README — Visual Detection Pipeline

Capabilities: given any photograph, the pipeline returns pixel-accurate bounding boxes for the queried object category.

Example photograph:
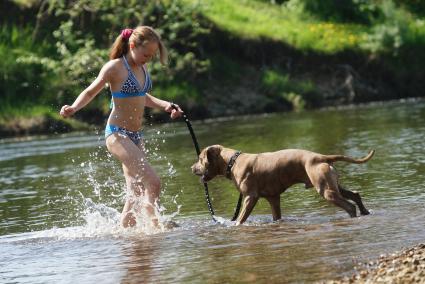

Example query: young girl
[60,26,183,228]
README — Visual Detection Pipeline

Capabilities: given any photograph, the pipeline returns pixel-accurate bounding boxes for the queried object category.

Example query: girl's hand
[166,102,183,119]
[60,105,76,118]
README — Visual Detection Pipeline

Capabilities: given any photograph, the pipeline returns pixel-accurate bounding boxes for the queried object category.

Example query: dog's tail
[322,150,375,164]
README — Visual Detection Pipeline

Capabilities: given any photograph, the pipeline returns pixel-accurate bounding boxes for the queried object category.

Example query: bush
[1,0,212,119]
[0,25,52,107]
[291,0,373,23]
[361,0,411,55]
[260,68,317,110]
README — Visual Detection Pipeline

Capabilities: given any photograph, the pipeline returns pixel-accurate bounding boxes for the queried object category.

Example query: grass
[0,105,53,122]
[0,103,89,134]
[2,0,425,134]
[185,0,370,54]
[185,0,425,55]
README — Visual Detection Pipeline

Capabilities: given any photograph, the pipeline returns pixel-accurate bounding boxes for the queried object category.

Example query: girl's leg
[121,163,161,227]
[106,134,161,227]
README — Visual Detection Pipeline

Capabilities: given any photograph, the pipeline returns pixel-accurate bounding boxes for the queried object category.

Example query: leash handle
[170,104,200,153]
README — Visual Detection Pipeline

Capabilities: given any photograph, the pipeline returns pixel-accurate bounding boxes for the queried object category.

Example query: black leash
[170,104,216,222]
[171,104,243,222]
[231,194,243,221]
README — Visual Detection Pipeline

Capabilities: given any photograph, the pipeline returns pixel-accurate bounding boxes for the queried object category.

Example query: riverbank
[1,1,425,138]
[1,97,423,138]
[326,243,425,283]
[0,111,91,138]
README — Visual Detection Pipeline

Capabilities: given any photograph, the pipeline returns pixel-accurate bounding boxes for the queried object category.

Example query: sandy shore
[325,243,425,283]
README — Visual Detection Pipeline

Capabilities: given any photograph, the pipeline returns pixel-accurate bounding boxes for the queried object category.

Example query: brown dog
[191,145,375,225]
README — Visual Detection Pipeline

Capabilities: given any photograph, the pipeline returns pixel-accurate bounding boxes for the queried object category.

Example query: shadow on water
[1,99,425,283]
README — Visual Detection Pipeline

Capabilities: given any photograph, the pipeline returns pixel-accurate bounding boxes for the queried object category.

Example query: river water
[1,100,424,283]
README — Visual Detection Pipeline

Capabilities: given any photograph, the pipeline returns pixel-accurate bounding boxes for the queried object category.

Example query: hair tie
[121,28,133,40]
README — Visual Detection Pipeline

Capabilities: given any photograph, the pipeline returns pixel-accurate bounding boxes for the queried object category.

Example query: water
[1,99,425,283]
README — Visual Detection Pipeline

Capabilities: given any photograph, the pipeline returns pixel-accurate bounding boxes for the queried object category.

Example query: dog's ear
[206,145,222,161]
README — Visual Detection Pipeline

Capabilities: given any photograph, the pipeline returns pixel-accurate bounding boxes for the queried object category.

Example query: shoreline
[1,97,424,139]
[326,243,425,283]
[0,114,91,139]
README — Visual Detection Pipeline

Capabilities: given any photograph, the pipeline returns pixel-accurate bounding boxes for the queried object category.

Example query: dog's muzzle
[191,164,211,182]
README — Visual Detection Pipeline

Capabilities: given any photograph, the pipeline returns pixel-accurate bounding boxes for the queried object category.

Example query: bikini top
[111,56,152,98]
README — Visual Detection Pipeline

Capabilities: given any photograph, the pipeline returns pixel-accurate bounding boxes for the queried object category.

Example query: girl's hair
[109,26,168,65]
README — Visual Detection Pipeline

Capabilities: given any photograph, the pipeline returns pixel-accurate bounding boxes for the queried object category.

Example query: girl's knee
[105,135,118,153]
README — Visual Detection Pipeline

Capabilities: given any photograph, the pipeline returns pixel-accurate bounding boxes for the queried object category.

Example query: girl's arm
[60,63,111,118]
[145,93,169,109]
[145,93,183,119]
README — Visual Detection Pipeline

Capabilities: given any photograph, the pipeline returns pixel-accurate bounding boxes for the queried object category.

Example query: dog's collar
[226,151,241,179]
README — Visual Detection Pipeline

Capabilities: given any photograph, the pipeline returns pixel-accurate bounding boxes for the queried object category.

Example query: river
[1,99,424,283]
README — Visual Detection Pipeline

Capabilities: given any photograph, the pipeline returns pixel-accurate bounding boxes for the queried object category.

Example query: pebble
[323,243,425,284]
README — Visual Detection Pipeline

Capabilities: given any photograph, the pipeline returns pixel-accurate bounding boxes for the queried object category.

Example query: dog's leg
[323,189,357,217]
[309,163,357,217]
[235,195,259,225]
[266,196,281,221]
[339,187,370,215]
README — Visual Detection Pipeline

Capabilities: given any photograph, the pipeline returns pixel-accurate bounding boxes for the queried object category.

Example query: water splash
[213,215,235,226]
[67,130,183,236]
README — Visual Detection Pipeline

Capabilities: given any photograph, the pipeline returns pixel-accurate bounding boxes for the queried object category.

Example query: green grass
[0,103,89,133]
[0,105,52,122]
[185,0,369,53]
[185,0,425,55]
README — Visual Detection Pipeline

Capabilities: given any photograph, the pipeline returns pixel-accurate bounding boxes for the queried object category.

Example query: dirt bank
[326,243,425,283]
[0,115,90,138]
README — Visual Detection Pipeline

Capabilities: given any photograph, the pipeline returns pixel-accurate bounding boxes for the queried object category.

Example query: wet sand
[326,243,425,283]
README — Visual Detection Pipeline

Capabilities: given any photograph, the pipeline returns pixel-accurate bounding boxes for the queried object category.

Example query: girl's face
[130,41,158,65]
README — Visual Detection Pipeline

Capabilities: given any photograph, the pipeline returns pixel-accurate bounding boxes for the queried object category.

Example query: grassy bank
[1,0,425,137]
[186,0,369,53]
[0,104,90,137]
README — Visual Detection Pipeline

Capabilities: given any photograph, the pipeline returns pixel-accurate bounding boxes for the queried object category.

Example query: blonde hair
[109,26,168,65]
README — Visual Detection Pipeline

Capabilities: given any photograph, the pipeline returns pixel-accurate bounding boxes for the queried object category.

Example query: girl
[60,26,183,228]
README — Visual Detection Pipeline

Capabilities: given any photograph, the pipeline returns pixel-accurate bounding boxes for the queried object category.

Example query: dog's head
[191,145,224,182]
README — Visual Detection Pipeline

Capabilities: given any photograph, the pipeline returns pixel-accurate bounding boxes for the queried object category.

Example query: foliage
[398,0,425,16]
[289,0,425,56]
[0,25,52,107]
[1,0,212,118]
[1,0,425,132]
[360,0,414,55]
[260,68,317,110]
[190,0,370,53]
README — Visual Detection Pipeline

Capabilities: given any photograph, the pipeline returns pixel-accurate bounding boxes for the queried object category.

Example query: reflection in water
[1,100,425,283]
[120,237,158,284]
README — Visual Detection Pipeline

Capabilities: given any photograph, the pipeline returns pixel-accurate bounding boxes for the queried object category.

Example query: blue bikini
[111,56,152,98]
[105,56,152,145]
[105,124,143,145]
